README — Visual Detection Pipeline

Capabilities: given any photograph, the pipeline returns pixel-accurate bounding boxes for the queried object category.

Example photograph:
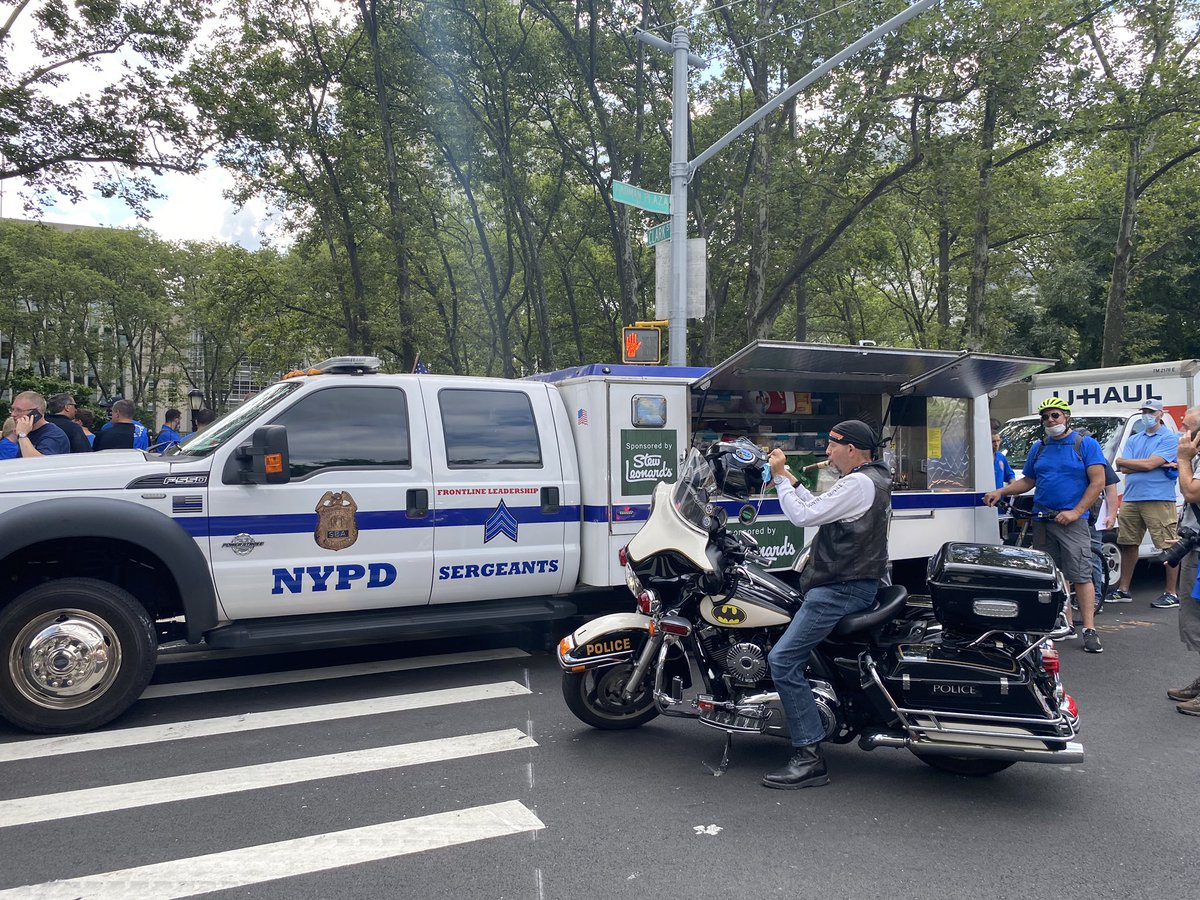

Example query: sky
[0,167,279,250]
[2,0,282,250]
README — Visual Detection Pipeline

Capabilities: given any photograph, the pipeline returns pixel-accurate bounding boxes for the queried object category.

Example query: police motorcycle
[557,438,1084,776]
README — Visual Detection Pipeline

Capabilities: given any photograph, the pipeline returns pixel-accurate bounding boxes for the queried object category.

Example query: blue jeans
[768,579,879,747]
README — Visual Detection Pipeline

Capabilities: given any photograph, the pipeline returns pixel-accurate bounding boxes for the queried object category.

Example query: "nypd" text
[272,563,397,594]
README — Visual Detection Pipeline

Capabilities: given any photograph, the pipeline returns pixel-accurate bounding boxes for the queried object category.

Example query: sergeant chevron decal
[484,500,519,544]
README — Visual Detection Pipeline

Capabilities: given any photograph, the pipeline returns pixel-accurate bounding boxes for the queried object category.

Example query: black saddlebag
[878,641,1047,717]
[927,542,1066,635]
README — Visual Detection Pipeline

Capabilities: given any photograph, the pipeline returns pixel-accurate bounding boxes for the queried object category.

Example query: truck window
[632,395,667,427]
[439,389,542,468]
[272,386,412,478]
[1001,415,1124,468]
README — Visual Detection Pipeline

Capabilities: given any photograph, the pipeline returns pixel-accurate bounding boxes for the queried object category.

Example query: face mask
[1139,414,1157,429]
[1044,423,1067,438]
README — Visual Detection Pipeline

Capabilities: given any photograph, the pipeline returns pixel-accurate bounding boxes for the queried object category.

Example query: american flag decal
[172,495,204,514]
[576,408,588,426]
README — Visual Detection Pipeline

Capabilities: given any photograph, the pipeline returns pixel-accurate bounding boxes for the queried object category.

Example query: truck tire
[0,578,157,734]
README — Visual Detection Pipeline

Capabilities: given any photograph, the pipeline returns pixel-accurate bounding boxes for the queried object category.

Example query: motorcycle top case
[927,542,1065,634]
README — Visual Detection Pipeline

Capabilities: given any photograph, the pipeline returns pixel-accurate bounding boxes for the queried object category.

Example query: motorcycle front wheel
[913,752,1015,776]
[562,664,660,730]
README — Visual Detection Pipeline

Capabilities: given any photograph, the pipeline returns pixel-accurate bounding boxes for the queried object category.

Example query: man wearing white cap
[1112,398,1181,607]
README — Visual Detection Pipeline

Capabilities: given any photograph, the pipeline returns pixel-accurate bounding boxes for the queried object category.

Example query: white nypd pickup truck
[0,343,1049,733]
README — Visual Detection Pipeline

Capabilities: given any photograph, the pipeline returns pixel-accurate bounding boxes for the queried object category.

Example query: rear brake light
[618,546,628,566]
[1041,646,1060,674]
[1064,694,1078,717]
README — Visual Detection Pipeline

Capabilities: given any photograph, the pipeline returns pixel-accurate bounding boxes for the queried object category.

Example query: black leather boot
[761,744,829,790]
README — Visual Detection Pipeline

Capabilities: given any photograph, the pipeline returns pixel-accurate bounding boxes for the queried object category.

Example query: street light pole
[669,27,690,367]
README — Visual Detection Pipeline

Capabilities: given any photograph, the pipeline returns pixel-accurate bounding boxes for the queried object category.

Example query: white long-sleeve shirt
[774,470,875,528]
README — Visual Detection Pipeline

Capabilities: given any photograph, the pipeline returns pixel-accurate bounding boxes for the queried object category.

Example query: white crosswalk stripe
[0,800,546,899]
[141,647,530,698]
[0,648,543,897]
[0,728,536,829]
[0,680,531,763]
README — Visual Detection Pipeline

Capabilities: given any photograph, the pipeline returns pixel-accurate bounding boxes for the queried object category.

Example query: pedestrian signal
[622,327,662,364]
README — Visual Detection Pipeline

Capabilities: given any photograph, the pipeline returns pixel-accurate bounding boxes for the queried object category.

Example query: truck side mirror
[235,425,290,485]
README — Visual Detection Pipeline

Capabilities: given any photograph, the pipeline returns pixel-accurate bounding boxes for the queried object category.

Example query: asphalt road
[1,564,1197,900]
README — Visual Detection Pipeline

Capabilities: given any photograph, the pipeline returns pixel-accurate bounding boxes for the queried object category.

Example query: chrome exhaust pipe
[860,732,1084,765]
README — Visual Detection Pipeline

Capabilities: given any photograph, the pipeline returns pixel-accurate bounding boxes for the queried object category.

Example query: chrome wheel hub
[9,610,122,709]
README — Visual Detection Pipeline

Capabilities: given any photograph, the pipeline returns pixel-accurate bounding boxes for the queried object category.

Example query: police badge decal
[315,491,359,551]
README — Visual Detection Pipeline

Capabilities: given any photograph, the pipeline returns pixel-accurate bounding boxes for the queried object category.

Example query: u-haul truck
[1000,359,1194,567]
[0,342,1048,734]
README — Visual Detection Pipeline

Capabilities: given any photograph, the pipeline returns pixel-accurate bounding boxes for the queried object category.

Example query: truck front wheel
[0,578,156,734]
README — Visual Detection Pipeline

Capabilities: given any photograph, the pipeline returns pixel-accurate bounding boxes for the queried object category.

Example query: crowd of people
[1,391,215,460]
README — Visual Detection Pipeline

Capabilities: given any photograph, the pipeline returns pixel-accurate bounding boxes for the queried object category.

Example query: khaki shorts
[1032,517,1092,584]
[1116,500,1178,549]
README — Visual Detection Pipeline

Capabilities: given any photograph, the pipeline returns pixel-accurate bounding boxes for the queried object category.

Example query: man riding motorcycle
[763,419,892,790]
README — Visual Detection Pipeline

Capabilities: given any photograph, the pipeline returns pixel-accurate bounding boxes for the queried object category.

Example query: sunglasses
[1039,411,1065,420]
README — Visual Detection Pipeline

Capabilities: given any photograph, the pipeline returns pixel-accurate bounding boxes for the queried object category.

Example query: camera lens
[1163,528,1200,568]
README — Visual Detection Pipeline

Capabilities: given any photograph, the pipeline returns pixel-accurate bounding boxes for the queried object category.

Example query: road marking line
[143,647,530,698]
[0,729,535,829]
[0,800,545,899]
[0,682,530,764]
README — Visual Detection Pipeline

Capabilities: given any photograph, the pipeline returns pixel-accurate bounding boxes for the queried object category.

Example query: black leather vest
[799,461,892,592]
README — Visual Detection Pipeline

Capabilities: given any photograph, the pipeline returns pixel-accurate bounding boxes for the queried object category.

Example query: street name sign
[645,221,671,246]
[613,181,671,216]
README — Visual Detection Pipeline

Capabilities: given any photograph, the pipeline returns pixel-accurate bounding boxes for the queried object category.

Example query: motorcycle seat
[832,585,909,637]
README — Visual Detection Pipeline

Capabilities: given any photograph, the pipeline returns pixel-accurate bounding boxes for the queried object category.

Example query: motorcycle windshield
[671,449,718,531]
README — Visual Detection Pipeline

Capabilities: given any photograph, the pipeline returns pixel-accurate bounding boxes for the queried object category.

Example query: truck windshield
[173,382,302,458]
[671,448,718,531]
[1000,416,1124,468]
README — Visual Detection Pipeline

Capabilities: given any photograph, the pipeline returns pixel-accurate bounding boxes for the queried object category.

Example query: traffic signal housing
[622,326,662,364]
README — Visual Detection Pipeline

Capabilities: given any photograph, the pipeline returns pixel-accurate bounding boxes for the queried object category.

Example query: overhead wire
[723,0,865,55]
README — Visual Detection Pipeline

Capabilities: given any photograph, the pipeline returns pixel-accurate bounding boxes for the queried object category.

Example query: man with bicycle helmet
[985,396,1107,653]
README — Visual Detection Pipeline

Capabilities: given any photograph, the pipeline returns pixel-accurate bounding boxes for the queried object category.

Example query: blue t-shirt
[0,437,18,460]
[994,451,1015,489]
[1026,432,1107,519]
[1121,428,1178,502]
[154,424,183,453]
[23,422,72,456]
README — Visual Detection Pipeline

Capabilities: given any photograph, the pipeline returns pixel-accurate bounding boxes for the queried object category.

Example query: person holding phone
[9,391,70,458]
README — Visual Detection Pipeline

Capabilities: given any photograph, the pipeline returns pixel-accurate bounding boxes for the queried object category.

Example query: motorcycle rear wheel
[562,664,659,730]
[913,752,1015,776]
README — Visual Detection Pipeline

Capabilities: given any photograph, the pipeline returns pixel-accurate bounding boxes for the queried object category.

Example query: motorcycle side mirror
[738,504,757,525]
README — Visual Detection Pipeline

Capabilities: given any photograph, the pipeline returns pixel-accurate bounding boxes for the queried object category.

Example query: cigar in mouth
[801,459,831,472]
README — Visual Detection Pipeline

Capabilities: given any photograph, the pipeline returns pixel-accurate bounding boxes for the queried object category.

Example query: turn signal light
[1065,694,1078,717]
[618,546,629,566]
[558,637,574,657]
[636,591,653,615]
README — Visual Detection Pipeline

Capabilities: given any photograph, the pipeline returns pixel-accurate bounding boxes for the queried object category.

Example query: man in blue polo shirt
[1111,398,1180,608]
[985,396,1107,653]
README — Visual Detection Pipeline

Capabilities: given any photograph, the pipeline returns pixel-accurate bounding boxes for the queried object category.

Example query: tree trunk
[936,188,952,345]
[793,274,808,342]
[965,81,997,349]
[358,0,410,366]
[1101,134,1141,366]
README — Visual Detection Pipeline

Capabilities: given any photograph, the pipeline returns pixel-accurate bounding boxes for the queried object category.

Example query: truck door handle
[541,486,560,514]
[407,488,428,518]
